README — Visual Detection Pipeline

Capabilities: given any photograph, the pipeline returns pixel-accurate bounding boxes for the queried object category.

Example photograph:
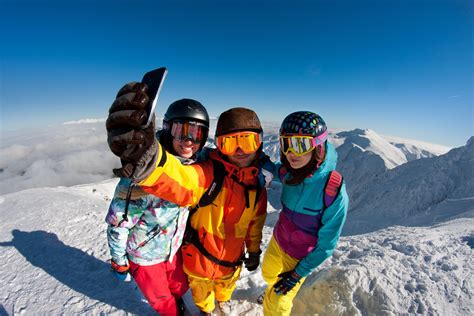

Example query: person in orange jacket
[106,82,267,315]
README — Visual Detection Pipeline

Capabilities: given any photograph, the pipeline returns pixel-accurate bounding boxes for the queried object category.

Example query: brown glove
[106,82,158,181]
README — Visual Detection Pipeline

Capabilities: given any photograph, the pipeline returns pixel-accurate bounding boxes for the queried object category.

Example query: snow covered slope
[383,134,451,161]
[335,129,408,169]
[0,180,155,315]
[331,129,452,202]
[345,137,474,235]
[1,120,471,315]
[293,220,473,315]
[1,177,472,315]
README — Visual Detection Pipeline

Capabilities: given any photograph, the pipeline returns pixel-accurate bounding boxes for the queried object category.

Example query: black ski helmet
[162,98,210,152]
[163,98,210,128]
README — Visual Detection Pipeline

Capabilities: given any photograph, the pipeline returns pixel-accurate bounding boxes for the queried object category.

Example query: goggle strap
[313,131,328,146]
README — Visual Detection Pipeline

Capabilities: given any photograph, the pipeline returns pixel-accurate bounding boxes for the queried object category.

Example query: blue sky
[1,0,472,147]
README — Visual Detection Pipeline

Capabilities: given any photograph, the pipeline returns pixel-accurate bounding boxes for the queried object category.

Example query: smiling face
[172,138,200,159]
[284,150,313,169]
[226,147,258,168]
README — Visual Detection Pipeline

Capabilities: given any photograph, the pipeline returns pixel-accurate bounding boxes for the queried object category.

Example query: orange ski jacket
[139,147,267,279]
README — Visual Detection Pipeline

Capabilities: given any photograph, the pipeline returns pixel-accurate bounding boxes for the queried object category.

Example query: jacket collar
[209,149,259,185]
[304,141,338,182]
[280,141,338,184]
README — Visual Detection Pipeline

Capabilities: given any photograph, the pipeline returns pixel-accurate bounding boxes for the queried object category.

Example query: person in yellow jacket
[106,82,267,315]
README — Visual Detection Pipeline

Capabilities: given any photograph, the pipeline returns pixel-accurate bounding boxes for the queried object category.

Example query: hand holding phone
[106,67,168,180]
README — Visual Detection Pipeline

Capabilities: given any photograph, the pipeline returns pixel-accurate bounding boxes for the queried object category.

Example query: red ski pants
[130,252,189,316]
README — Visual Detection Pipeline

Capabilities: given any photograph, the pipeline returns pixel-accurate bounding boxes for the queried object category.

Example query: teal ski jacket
[271,141,349,277]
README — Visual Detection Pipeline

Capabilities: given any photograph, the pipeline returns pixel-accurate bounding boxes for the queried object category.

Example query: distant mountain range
[263,128,473,235]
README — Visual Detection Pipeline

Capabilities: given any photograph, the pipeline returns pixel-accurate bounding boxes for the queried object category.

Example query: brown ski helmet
[215,107,263,136]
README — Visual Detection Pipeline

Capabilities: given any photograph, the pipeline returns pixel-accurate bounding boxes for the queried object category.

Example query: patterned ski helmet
[280,111,328,139]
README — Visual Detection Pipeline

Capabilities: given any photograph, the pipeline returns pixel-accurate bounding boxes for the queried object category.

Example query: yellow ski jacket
[139,147,267,279]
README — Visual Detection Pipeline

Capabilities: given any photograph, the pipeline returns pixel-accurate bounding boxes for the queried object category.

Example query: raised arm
[139,145,213,207]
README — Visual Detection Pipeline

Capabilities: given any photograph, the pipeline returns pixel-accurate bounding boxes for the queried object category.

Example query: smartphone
[141,67,168,127]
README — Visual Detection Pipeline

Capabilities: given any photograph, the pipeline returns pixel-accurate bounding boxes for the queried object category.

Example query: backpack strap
[184,227,244,267]
[323,171,343,210]
[184,159,225,243]
[184,159,244,267]
[228,173,260,208]
[193,159,226,210]
[278,165,288,182]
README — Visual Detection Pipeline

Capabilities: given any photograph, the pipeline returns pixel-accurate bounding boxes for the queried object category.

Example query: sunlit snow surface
[1,121,472,315]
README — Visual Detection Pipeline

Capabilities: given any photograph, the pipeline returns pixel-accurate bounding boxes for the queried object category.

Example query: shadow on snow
[0,229,153,315]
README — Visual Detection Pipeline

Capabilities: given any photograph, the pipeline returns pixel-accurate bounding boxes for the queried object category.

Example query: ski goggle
[279,132,327,156]
[216,131,262,155]
[169,121,208,144]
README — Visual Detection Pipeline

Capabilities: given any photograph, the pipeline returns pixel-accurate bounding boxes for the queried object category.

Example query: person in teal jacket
[105,94,210,316]
[260,111,349,316]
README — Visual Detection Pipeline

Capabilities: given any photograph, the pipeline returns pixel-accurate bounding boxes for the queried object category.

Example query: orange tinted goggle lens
[216,132,261,155]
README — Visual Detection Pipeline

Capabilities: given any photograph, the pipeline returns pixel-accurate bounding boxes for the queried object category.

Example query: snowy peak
[262,134,281,162]
[467,136,474,146]
[383,134,451,161]
[334,128,408,169]
[333,129,409,199]
[345,138,474,235]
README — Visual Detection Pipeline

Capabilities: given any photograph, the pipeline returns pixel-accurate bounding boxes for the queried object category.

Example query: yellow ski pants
[262,236,306,316]
[186,266,242,313]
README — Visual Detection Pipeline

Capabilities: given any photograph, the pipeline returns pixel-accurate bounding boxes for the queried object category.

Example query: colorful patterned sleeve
[105,179,149,265]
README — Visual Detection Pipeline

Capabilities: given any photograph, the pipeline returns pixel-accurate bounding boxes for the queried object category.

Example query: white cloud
[62,118,106,125]
[0,122,119,195]
[0,121,452,197]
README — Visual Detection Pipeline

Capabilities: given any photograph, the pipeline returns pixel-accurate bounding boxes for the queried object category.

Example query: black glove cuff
[130,139,159,183]
[248,249,262,257]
